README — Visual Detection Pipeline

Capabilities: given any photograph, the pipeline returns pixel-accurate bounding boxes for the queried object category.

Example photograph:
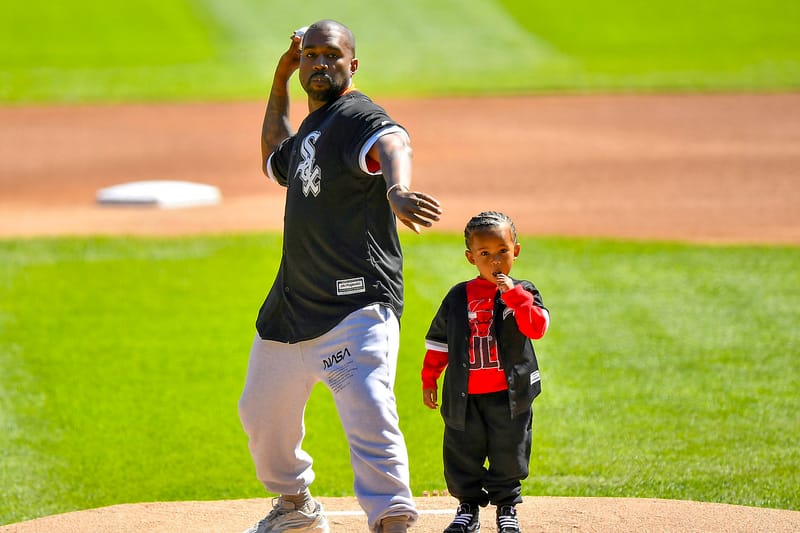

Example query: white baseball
[295,26,308,38]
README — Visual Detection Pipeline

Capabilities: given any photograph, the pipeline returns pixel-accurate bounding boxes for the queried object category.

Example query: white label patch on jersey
[336,277,366,296]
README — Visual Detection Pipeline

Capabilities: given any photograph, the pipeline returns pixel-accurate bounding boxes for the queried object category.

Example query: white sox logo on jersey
[296,131,322,197]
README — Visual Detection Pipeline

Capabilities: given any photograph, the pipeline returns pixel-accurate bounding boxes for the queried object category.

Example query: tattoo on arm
[262,91,293,152]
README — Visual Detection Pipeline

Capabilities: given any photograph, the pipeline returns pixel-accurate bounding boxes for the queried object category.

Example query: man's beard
[305,74,347,103]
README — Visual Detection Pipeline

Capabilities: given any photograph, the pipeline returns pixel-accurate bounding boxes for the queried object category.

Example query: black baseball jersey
[256,91,407,343]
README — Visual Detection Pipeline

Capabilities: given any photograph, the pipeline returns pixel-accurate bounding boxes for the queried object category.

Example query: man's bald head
[304,19,356,56]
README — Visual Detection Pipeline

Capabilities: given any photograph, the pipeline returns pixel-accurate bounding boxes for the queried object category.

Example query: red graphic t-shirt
[465,277,509,394]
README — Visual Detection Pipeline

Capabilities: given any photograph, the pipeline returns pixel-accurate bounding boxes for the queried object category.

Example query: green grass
[1,233,798,524]
[499,0,800,91]
[1,0,799,103]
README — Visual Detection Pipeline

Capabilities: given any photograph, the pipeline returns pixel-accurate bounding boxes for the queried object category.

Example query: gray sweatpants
[238,303,417,532]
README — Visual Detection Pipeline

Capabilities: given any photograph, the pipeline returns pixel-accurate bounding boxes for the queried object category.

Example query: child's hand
[495,273,514,293]
[423,387,439,409]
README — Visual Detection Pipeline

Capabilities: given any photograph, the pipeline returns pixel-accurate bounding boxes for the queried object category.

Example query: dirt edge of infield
[3,496,800,532]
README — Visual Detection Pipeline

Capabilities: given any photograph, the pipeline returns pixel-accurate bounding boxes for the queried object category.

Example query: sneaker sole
[241,514,329,533]
[283,516,329,533]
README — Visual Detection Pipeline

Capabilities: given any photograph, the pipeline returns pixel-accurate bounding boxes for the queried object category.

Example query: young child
[421,211,550,533]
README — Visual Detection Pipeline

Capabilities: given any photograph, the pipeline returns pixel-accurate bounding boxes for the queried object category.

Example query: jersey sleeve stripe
[358,125,409,175]
[265,152,280,184]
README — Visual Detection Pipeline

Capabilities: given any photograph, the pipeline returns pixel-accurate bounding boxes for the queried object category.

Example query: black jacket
[426,278,546,431]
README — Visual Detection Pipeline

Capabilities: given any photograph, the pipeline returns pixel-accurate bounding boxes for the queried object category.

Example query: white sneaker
[380,515,410,532]
[243,497,329,533]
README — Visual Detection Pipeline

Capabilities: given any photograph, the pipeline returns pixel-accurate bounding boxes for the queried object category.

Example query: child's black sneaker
[496,505,520,533]
[443,502,480,533]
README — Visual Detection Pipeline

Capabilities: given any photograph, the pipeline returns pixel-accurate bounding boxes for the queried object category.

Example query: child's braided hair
[464,211,517,248]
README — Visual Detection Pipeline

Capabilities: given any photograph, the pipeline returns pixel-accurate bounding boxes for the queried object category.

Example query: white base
[96,180,221,209]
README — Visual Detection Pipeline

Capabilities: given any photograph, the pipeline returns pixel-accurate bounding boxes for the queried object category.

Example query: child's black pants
[443,390,533,507]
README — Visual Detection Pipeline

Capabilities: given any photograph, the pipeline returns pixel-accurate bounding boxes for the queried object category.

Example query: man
[239,20,442,533]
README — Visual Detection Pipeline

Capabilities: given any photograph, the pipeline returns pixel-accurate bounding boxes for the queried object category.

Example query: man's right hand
[276,30,303,76]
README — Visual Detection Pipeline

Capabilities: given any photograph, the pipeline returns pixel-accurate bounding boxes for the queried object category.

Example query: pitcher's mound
[2,496,799,532]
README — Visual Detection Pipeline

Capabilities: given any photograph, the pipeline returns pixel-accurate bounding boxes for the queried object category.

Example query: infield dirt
[2,93,799,243]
